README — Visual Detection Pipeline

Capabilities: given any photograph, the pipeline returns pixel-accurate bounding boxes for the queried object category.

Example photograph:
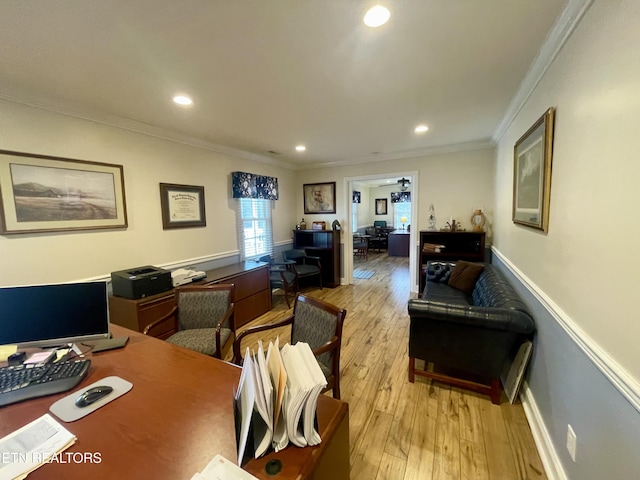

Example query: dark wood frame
[303,182,336,214]
[0,149,127,234]
[159,182,206,229]
[512,107,555,233]
[375,198,387,215]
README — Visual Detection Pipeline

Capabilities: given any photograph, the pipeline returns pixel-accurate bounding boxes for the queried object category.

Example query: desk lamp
[400,216,408,230]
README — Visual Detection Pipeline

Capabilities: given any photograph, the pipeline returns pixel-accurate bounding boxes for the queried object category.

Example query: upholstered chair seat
[144,284,236,359]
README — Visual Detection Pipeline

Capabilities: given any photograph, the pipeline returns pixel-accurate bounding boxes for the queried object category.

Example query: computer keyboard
[0,359,91,407]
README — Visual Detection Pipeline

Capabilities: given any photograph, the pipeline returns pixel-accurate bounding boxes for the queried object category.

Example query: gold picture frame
[0,149,127,235]
[512,107,555,232]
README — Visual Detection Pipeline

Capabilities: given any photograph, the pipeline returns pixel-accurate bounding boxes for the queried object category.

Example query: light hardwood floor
[227,252,547,480]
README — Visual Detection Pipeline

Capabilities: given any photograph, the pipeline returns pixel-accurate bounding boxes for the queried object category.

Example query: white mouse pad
[49,376,132,423]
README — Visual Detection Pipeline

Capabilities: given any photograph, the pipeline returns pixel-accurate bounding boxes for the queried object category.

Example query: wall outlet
[566,424,577,462]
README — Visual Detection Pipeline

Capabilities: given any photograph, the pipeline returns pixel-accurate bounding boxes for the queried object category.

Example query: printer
[111,265,173,299]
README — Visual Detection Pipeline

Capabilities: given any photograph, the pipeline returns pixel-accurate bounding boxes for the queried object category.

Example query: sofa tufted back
[472,265,530,315]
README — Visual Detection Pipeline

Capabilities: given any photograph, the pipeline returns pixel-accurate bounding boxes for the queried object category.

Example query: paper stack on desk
[0,414,76,480]
[234,339,326,465]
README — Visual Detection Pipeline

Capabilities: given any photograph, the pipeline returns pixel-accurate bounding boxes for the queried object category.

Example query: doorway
[343,171,419,293]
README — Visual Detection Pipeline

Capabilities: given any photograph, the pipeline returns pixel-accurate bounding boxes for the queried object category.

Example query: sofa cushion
[448,261,484,294]
[423,281,471,305]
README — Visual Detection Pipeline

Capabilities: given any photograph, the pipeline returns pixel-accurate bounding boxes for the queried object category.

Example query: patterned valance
[232,171,279,200]
[352,191,361,204]
[391,191,411,203]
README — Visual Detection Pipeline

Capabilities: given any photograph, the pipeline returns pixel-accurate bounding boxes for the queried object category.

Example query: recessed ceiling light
[173,95,193,106]
[415,124,429,134]
[295,145,306,152]
[364,5,390,27]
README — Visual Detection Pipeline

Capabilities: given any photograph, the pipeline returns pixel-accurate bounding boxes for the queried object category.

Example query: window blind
[235,198,274,260]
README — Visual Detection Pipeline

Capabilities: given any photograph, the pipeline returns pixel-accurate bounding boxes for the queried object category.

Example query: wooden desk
[388,231,410,257]
[0,326,350,480]
[109,261,271,337]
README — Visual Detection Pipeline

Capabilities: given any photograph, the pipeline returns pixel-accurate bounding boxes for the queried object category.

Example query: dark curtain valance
[352,191,361,204]
[391,191,411,203]
[232,171,279,200]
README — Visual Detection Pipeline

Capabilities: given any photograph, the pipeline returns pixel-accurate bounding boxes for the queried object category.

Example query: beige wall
[0,100,296,286]
[493,0,640,381]
[297,148,496,239]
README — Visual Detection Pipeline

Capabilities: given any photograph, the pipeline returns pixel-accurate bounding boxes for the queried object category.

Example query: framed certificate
[159,183,206,229]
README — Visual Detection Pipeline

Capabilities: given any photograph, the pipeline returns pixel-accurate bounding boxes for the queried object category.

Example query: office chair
[282,249,323,290]
[143,284,235,359]
[258,254,298,308]
[231,294,346,399]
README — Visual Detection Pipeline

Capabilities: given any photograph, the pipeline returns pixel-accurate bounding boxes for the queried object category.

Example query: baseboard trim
[492,247,640,413]
[520,382,568,480]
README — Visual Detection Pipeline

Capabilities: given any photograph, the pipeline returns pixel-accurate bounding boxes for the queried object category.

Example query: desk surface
[0,325,348,480]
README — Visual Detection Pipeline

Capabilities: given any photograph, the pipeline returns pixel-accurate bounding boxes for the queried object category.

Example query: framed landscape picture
[303,182,336,214]
[0,150,127,234]
[512,107,555,232]
[159,183,206,229]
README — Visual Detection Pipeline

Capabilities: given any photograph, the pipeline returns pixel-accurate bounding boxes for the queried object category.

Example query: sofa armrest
[408,299,534,334]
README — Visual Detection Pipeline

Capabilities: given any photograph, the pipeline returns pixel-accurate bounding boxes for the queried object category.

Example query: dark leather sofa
[407,261,535,404]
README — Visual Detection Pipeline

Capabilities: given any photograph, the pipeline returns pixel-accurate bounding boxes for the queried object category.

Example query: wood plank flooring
[227,252,547,480]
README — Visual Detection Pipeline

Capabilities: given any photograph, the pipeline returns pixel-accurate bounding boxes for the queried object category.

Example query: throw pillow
[448,261,484,295]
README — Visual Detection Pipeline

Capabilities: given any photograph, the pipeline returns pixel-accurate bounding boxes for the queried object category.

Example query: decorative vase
[427,204,437,231]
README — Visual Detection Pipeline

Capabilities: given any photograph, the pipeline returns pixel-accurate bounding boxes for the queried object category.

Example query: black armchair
[366,227,388,252]
[282,249,323,289]
[259,254,298,308]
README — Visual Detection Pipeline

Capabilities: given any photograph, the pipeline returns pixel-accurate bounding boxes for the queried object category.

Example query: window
[236,198,273,260]
[352,202,358,233]
[394,202,411,230]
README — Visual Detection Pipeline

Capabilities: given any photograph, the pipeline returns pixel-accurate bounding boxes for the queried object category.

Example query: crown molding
[0,91,297,170]
[493,0,595,142]
[297,139,496,170]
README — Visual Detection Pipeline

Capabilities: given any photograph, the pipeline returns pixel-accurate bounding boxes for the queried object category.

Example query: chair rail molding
[492,247,640,413]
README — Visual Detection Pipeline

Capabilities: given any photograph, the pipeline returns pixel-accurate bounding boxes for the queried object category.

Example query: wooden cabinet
[292,230,341,288]
[109,290,176,340]
[109,261,271,335]
[203,261,271,328]
[418,231,486,295]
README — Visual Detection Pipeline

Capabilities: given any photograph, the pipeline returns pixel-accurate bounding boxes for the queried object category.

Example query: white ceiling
[0,1,571,169]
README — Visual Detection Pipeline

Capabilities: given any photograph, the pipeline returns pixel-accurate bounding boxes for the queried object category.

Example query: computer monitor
[0,281,110,348]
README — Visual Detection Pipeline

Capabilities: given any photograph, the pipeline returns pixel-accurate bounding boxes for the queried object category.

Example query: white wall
[0,100,296,286]
[493,1,640,477]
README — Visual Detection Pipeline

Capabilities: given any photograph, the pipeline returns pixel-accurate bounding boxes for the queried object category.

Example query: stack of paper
[191,454,258,480]
[0,414,76,480]
[234,339,326,465]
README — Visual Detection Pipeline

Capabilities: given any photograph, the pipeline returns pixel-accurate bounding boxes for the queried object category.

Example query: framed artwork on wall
[159,183,206,229]
[512,107,555,232]
[303,182,336,214]
[375,198,387,215]
[0,149,127,235]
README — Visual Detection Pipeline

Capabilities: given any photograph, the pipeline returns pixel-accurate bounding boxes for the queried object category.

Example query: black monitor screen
[0,281,110,347]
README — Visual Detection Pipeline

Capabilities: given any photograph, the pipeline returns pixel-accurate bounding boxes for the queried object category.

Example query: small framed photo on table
[159,183,206,229]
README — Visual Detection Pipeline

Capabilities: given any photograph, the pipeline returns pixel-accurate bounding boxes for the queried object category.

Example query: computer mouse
[75,385,114,408]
